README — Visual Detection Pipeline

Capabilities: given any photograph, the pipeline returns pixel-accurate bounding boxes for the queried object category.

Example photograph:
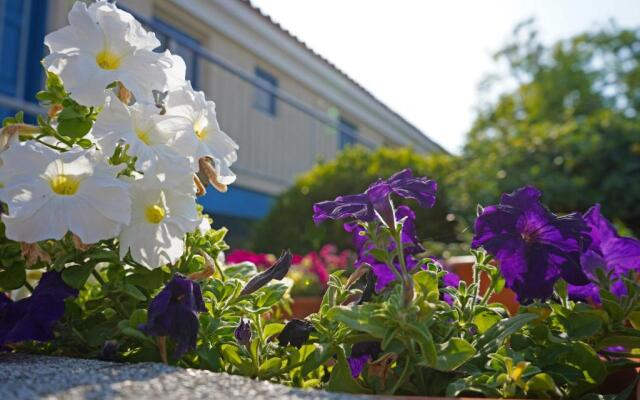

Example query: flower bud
[240,250,292,296]
[234,318,251,346]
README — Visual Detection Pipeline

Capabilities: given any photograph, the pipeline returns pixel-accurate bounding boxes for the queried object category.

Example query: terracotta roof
[238,0,447,153]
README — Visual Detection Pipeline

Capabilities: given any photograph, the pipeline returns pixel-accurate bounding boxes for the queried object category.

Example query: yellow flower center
[50,175,80,195]
[136,129,151,145]
[145,204,165,224]
[195,127,207,140]
[96,50,121,70]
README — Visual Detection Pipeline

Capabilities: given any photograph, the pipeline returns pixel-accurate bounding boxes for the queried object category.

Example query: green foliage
[252,146,461,253]
[457,22,640,234]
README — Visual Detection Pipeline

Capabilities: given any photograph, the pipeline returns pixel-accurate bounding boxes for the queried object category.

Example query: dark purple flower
[441,271,461,305]
[313,194,375,225]
[568,204,640,304]
[345,206,423,293]
[0,271,77,346]
[240,250,293,296]
[312,169,436,226]
[234,318,251,346]
[348,341,382,377]
[277,319,313,348]
[140,274,206,358]
[472,186,592,302]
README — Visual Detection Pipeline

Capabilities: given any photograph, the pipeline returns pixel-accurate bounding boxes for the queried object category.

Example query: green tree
[252,147,461,253]
[456,21,640,233]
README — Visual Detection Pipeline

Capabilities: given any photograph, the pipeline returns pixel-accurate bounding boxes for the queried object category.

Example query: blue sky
[251,0,640,153]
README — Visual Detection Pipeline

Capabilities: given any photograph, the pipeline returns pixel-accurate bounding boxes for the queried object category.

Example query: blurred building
[0,0,444,240]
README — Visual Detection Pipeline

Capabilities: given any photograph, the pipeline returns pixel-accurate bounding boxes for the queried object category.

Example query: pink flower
[226,249,274,269]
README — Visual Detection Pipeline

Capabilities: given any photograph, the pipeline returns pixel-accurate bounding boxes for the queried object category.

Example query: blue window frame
[338,117,358,149]
[253,67,278,116]
[0,0,48,121]
[153,18,200,88]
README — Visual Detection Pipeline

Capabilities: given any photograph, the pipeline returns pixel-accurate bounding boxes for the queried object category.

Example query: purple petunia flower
[312,169,436,226]
[441,271,461,305]
[345,206,423,292]
[472,186,592,302]
[140,274,206,358]
[568,204,640,304]
[0,271,78,346]
[347,341,381,377]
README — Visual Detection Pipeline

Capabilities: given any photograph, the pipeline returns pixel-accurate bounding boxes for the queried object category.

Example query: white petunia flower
[43,1,186,106]
[119,175,200,269]
[0,141,131,244]
[92,94,193,175]
[164,83,239,185]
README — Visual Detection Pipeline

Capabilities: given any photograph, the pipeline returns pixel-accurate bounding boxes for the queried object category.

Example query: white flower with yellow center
[164,83,239,185]
[43,1,186,107]
[92,94,193,174]
[119,176,199,269]
[0,141,131,244]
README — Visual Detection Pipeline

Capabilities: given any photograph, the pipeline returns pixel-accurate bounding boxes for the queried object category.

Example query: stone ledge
[0,354,361,400]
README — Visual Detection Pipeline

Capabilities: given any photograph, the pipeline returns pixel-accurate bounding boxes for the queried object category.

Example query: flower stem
[388,356,411,395]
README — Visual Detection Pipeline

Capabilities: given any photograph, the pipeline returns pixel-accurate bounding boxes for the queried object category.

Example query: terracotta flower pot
[446,256,520,315]
[289,296,322,318]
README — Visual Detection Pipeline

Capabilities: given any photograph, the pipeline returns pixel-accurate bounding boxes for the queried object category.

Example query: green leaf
[474,313,538,356]
[565,311,603,339]
[409,321,437,367]
[566,341,606,388]
[123,283,146,301]
[62,263,94,289]
[435,338,476,371]
[197,345,222,371]
[224,262,257,278]
[0,265,26,291]
[258,357,282,376]
[413,270,439,300]
[473,310,502,334]
[118,324,147,341]
[221,344,253,375]
[127,268,167,291]
[525,373,561,397]
[129,309,147,327]
[629,311,640,330]
[596,335,640,351]
[326,347,370,394]
[327,305,386,338]
[301,343,333,376]
[263,323,285,339]
[57,118,92,138]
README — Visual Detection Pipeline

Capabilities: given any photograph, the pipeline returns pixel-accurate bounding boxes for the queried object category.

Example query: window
[153,18,200,88]
[0,0,48,121]
[338,117,358,149]
[253,67,278,116]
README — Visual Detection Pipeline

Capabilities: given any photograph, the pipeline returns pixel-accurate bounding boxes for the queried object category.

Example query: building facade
[0,0,444,241]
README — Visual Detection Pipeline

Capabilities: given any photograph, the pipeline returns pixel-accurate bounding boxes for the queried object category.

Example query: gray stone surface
[0,354,362,400]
